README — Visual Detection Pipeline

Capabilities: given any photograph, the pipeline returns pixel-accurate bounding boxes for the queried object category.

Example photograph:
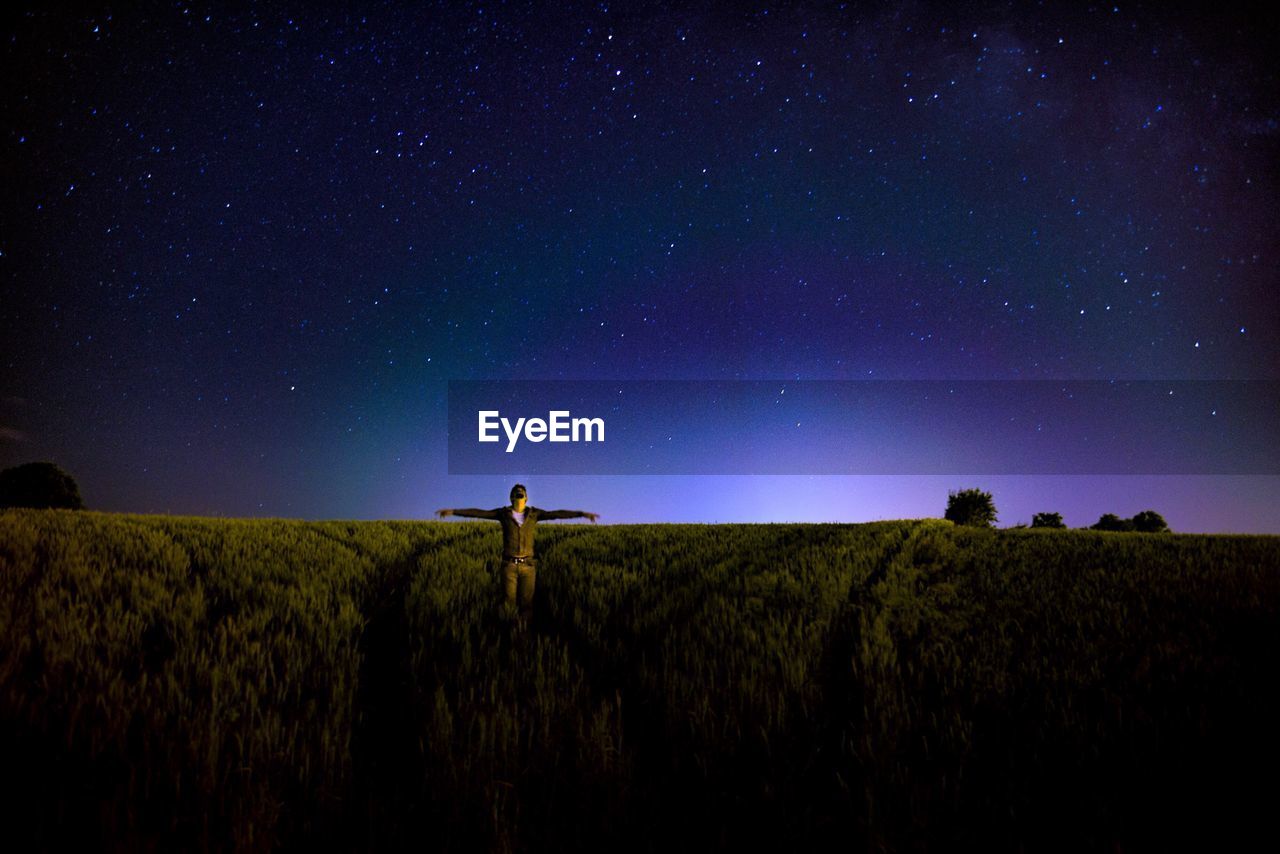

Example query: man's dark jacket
[451,506,588,557]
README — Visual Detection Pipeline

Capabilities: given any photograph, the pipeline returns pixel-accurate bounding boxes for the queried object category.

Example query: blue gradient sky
[2,2,1277,531]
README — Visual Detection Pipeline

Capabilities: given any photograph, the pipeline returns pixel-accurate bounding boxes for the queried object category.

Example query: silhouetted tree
[944,488,997,527]
[1031,512,1065,529]
[0,461,84,509]
[1131,510,1170,533]
[1091,513,1134,532]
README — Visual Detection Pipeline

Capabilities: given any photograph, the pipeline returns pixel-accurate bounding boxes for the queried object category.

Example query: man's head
[510,483,527,510]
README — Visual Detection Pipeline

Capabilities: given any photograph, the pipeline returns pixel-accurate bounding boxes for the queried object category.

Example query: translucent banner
[446,380,1280,475]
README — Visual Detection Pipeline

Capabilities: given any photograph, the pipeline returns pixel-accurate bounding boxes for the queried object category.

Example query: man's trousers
[501,558,537,614]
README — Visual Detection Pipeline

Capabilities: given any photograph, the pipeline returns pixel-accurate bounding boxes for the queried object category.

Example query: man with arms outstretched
[437,484,599,621]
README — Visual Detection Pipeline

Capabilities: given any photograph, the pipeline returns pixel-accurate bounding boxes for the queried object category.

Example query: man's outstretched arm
[437,507,502,519]
[537,509,600,523]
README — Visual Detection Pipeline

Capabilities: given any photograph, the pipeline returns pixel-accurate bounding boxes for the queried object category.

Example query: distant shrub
[1092,513,1136,532]
[1091,511,1170,533]
[0,461,84,509]
[1131,510,1170,533]
[944,488,997,527]
[1031,512,1066,529]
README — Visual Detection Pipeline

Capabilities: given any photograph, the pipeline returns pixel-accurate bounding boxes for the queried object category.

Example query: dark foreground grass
[1,508,1277,851]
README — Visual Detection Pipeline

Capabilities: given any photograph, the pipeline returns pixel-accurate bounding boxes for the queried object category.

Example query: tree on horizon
[945,488,997,527]
[1131,510,1170,533]
[0,461,85,510]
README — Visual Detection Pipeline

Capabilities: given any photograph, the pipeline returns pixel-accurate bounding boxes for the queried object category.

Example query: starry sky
[2,1,1277,531]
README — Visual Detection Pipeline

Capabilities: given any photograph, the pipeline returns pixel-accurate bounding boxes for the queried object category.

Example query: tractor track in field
[341,536,457,850]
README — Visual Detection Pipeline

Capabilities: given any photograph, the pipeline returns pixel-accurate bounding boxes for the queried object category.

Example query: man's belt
[503,555,535,564]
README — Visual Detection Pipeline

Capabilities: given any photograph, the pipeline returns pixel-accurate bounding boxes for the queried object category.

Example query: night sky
[3,2,1277,531]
